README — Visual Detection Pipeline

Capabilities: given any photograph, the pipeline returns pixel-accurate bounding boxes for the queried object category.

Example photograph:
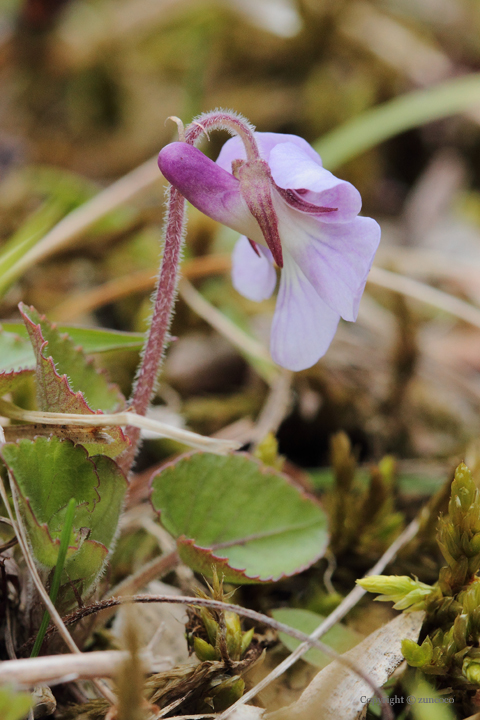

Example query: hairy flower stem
[123,111,260,473]
[185,110,260,160]
[122,186,187,472]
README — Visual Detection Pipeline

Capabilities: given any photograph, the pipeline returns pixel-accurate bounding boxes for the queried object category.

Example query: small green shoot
[30,497,76,658]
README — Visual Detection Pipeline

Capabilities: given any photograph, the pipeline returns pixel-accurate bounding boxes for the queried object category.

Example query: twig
[0,400,238,455]
[0,650,171,686]
[217,517,420,720]
[19,516,179,654]
[26,593,393,720]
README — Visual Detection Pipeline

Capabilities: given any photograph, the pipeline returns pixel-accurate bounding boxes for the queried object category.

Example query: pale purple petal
[158,143,262,241]
[216,132,322,173]
[273,196,381,321]
[269,143,362,223]
[232,236,277,302]
[270,255,340,371]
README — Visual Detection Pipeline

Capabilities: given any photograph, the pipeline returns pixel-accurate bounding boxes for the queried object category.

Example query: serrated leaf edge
[19,302,125,414]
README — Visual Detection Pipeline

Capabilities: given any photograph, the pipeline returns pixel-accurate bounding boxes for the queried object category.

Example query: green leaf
[20,303,123,412]
[59,539,108,601]
[0,369,34,396]
[0,686,32,720]
[272,608,362,668]
[18,304,129,457]
[150,452,329,583]
[1,437,126,594]
[0,327,36,372]
[316,73,480,170]
[1,322,144,356]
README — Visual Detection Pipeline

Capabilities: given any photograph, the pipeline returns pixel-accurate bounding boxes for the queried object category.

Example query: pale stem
[0,399,238,455]
[0,650,171,686]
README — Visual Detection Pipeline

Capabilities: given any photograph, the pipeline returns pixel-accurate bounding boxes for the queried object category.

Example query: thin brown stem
[22,593,392,719]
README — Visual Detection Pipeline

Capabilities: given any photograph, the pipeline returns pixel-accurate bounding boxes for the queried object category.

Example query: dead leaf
[266,611,424,720]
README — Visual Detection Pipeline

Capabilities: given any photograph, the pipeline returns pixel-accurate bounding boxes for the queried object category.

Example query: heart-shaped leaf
[150,452,329,583]
[272,608,362,668]
[19,304,129,457]
[1,437,127,599]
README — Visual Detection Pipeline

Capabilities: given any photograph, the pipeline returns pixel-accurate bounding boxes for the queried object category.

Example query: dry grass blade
[0,157,161,291]
[0,400,238,454]
[0,650,171,685]
[251,369,293,448]
[267,611,424,720]
[368,266,480,329]
[179,279,278,384]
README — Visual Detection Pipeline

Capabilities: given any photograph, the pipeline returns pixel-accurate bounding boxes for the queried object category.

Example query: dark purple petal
[275,185,337,215]
[158,143,261,240]
[269,143,362,223]
[270,255,340,371]
[232,236,277,302]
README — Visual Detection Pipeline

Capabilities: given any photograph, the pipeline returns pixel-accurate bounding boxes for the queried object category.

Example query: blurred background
[2,0,480,478]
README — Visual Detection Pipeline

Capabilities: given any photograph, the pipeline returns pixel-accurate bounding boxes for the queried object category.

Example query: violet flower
[158,130,380,371]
